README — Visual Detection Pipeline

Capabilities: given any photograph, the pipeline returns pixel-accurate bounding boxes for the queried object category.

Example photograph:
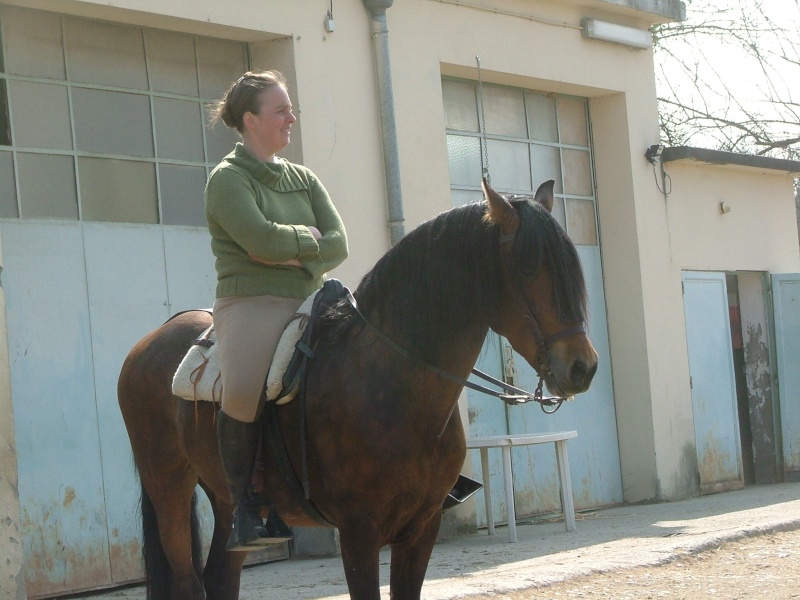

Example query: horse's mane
[326,198,587,363]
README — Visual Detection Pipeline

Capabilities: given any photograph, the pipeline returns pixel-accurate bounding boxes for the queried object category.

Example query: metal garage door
[2,220,215,597]
[682,271,743,494]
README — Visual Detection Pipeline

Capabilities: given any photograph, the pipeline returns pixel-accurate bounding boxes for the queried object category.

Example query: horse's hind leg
[389,510,443,600]
[198,482,247,600]
[146,472,207,599]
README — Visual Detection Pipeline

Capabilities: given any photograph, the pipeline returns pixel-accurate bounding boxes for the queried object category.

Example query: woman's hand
[308,226,322,240]
[248,253,302,268]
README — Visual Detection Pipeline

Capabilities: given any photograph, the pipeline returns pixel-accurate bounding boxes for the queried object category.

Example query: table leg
[502,445,516,542]
[479,447,494,536]
[555,439,576,532]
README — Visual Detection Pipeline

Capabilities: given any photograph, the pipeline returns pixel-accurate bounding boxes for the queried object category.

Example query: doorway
[725,272,779,485]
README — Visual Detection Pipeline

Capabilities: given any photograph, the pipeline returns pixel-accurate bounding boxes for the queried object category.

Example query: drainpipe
[362,0,405,245]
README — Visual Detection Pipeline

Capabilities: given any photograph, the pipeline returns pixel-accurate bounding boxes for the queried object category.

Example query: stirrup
[225,504,293,551]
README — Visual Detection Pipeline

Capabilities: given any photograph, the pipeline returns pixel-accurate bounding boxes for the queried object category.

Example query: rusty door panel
[771,274,800,475]
[738,273,777,483]
[83,224,174,586]
[682,271,743,494]
[2,221,114,597]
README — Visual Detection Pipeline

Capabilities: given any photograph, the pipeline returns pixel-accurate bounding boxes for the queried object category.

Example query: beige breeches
[213,294,304,422]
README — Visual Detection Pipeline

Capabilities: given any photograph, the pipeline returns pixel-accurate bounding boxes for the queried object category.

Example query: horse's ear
[533,180,555,213]
[482,178,519,236]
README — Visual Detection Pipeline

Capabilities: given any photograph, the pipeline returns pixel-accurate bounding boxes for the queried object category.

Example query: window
[0,5,244,225]
[442,78,598,246]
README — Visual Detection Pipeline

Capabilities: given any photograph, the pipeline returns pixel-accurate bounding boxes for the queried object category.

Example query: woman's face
[244,84,296,155]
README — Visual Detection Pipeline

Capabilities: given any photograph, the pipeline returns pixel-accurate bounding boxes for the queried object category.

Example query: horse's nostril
[570,359,597,387]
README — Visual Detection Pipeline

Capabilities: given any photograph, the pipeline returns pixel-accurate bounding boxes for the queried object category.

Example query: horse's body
[118,181,598,600]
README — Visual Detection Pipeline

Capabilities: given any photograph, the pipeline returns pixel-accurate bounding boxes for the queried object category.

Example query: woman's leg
[213,294,304,549]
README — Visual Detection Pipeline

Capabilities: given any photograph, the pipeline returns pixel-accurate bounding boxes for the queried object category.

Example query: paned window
[442,78,598,246]
[0,5,244,225]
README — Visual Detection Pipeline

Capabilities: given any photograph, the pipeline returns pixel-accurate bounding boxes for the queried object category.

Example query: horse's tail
[140,485,203,599]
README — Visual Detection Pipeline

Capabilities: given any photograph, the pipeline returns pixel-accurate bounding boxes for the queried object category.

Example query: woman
[206,70,348,550]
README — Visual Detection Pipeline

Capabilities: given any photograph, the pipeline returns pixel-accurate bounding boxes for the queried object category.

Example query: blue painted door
[771,274,800,475]
[3,222,113,597]
[2,221,216,597]
[467,246,621,526]
[682,271,743,494]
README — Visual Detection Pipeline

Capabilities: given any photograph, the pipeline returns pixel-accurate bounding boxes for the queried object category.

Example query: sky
[654,0,800,158]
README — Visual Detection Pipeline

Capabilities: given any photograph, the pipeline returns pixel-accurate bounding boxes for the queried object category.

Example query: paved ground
[75,482,800,600]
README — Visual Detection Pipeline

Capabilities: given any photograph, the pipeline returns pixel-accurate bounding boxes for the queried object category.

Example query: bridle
[342,227,587,437]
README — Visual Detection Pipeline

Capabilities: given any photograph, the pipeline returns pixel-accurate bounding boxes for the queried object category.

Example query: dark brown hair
[209,70,288,133]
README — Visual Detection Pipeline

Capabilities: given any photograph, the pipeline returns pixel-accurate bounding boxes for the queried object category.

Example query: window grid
[444,78,598,245]
[0,6,246,224]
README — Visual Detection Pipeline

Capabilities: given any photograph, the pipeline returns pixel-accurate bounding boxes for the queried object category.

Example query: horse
[117,179,598,600]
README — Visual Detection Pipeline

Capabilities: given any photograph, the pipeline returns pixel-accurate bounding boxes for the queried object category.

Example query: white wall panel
[83,223,170,585]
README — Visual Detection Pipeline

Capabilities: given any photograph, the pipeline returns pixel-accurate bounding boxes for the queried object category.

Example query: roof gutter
[363,0,405,245]
[662,146,800,176]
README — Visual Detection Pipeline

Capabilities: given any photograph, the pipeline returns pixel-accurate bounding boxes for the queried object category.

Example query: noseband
[502,226,586,380]
[519,288,587,379]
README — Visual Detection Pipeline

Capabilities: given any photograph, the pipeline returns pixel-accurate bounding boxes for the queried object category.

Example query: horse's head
[484,179,598,397]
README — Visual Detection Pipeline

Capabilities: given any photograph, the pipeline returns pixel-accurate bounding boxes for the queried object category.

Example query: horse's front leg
[338,520,383,600]
[388,509,442,600]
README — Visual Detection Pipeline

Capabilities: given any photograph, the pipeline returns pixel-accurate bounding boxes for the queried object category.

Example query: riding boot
[216,410,293,551]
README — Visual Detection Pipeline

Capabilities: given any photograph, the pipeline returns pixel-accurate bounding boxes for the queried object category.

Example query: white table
[466,431,577,542]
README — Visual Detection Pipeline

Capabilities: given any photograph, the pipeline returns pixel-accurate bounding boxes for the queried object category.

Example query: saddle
[170,279,347,405]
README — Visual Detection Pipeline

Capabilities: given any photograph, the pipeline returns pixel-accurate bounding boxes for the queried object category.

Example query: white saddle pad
[171,291,318,406]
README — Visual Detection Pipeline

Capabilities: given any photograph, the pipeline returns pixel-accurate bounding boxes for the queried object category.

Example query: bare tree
[653,0,800,161]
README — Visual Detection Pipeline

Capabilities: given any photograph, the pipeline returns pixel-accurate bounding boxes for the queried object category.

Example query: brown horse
[118,180,598,600]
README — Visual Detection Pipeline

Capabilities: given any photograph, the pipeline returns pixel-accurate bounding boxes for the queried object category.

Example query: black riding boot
[216,410,293,551]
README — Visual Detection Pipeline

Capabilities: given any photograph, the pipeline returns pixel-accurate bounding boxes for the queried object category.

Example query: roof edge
[597,0,686,21]
[661,146,800,176]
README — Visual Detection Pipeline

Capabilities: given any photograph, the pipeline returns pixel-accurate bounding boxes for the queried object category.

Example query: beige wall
[664,162,800,272]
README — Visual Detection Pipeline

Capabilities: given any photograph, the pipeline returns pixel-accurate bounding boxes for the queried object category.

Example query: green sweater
[205,143,348,299]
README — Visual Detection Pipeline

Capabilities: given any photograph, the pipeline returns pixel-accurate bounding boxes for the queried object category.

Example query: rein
[342,289,582,435]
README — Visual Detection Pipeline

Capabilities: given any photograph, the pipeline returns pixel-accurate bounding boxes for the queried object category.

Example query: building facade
[2,0,799,597]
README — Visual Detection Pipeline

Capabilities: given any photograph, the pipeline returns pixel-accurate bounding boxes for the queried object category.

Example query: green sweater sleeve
[206,165,306,263]
[300,175,349,279]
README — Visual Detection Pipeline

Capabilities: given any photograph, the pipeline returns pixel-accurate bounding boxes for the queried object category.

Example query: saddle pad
[171,291,318,405]
[265,292,316,403]
[171,326,222,404]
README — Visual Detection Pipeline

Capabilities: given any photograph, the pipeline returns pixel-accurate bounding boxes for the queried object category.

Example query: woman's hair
[209,70,288,133]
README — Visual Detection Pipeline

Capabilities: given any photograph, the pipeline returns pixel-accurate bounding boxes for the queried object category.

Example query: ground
[463,528,800,599]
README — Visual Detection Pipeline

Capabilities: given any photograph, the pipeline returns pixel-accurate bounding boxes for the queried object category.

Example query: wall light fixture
[582,18,653,50]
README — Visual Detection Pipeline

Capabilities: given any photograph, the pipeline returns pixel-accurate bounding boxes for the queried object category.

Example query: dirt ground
[68,483,800,600]
[468,528,800,600]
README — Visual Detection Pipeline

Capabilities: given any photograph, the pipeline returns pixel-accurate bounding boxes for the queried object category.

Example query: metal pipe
[363,0,405,245]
